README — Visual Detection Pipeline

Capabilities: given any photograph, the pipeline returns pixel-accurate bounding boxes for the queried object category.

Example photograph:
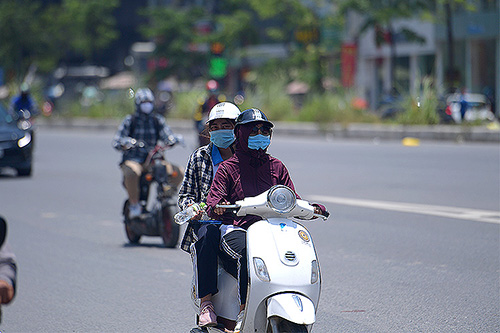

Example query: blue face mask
[210,129,235,148]
[248,134,271,150]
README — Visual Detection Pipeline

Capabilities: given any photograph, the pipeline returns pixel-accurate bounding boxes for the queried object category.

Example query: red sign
[341,43,357,88]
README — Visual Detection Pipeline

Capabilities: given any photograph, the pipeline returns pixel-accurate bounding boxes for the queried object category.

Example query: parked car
[445,93,495,124]
[0,102,34,176]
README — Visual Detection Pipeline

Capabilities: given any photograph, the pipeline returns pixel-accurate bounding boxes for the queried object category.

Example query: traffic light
[209,57,228,78]
[209,42,227,78]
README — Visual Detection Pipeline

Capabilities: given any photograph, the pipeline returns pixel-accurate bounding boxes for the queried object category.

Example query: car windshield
[0,103,16,125]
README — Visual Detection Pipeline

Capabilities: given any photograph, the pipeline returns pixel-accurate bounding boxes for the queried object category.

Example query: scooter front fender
[266,293,315,325]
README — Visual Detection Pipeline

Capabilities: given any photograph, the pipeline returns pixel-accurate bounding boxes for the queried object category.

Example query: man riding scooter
[112,87,179,219]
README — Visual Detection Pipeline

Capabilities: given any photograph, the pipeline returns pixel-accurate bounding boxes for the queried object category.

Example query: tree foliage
[0,0,119,82]
[0,1,46,80]
[139,6,207,81]
[59,0,119,59]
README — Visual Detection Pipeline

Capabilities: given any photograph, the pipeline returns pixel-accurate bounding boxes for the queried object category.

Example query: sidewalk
[36,117,500,143]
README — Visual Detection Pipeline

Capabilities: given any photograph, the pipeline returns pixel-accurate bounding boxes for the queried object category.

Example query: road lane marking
[308,195,500,225]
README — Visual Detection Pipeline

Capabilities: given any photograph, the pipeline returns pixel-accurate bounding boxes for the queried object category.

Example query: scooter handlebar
[215,204,241,209]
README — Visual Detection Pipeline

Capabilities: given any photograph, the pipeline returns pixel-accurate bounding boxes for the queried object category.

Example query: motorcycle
[120,137,184,248]
[189,185,329,333]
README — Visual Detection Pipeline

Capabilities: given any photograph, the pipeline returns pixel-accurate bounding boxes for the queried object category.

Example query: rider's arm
[157,116,177,146]
[178,153,199,211]
[0,242,16,304]
[178,146,214,211]
[111,116,133,151]
[275,158,328,217]
[205,164,232,222]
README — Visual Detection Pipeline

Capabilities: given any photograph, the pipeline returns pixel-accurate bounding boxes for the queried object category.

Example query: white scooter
[189,185,329,333]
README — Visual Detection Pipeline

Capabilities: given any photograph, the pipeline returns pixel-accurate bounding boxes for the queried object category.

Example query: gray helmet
[134,88,154,105]
[235,108,274,128]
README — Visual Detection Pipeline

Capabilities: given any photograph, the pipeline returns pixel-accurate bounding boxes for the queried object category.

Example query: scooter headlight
[267,185,296,214]
[253,257,270,282]
[311,260,319,284]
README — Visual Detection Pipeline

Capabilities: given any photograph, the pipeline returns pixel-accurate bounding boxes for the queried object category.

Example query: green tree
[59,0,119,60]
[0,0,47,80]
[0,0,119,82]
[247,0,333,93]
[140,6,207,81]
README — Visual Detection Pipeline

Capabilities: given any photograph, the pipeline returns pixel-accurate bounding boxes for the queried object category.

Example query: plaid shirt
[178,143,215,252]
[112,111,176,163]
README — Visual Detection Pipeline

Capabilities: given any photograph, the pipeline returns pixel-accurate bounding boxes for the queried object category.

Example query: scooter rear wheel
[159,205,179,248]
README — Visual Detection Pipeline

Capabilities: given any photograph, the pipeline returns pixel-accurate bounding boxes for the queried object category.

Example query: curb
[35,118,500,143]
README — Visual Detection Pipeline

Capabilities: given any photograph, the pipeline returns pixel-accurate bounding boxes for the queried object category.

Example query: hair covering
[234,121,271,167]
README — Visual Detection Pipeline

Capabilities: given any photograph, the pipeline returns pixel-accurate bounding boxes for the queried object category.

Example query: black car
[0,102,34,176]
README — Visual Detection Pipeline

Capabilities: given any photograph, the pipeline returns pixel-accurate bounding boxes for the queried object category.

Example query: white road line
[308,195,500,225]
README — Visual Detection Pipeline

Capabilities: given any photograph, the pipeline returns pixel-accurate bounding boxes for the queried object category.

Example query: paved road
[0,127,498,332]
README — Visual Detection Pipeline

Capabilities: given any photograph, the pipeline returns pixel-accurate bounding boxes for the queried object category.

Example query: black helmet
[235,108,274,128]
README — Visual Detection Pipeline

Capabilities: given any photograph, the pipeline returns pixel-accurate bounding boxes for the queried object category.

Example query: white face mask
[140,102,154,114]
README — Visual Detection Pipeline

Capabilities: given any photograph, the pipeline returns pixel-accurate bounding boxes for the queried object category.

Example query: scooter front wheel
[123,201,141,244]
[268,317,308,333]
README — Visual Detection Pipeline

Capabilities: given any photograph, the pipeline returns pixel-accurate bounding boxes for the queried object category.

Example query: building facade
[349,1,499,116]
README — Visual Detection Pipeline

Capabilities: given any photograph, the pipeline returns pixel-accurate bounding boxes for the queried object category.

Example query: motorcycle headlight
[18,133,32,148]
[253,257,270,282]
[267,185,296,214]
[311,260,319,284]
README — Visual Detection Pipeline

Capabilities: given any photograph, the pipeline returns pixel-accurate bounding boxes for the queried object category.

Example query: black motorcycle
[121,137,183,248]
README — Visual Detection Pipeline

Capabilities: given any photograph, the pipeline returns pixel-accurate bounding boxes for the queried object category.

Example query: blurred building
[345,1,499,116]
[435,1,499,116]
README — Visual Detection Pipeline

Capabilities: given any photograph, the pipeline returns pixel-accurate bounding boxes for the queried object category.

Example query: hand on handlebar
[120,137,144,150]
[214,200,231,215]
[313,205,330,220]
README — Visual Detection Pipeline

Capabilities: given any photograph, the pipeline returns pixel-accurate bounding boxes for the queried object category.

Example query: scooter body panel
[266,293,315,324]
[244,218,321,332]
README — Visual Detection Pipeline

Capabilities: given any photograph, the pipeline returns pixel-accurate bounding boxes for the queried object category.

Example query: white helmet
[134,88,154,105]
[206,102,241,124]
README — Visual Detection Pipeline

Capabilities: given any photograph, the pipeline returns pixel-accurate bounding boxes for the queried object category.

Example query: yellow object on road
[402,137,420,146]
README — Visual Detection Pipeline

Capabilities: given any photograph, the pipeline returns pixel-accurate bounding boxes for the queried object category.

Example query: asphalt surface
[0,127,498,332]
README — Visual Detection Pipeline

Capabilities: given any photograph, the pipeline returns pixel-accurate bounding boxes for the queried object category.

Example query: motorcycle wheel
[123,201,141,244]
[159,205,179,248]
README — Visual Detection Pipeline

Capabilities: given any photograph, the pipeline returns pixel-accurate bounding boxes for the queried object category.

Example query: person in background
[10,83,38,118]
[178,102,241,328]
[459,88,469,122]
[0,216,17,323]
[112,88,179,219]
[194,80,220,147]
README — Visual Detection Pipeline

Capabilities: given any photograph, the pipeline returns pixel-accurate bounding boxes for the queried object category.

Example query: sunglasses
[250,125,272,136]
